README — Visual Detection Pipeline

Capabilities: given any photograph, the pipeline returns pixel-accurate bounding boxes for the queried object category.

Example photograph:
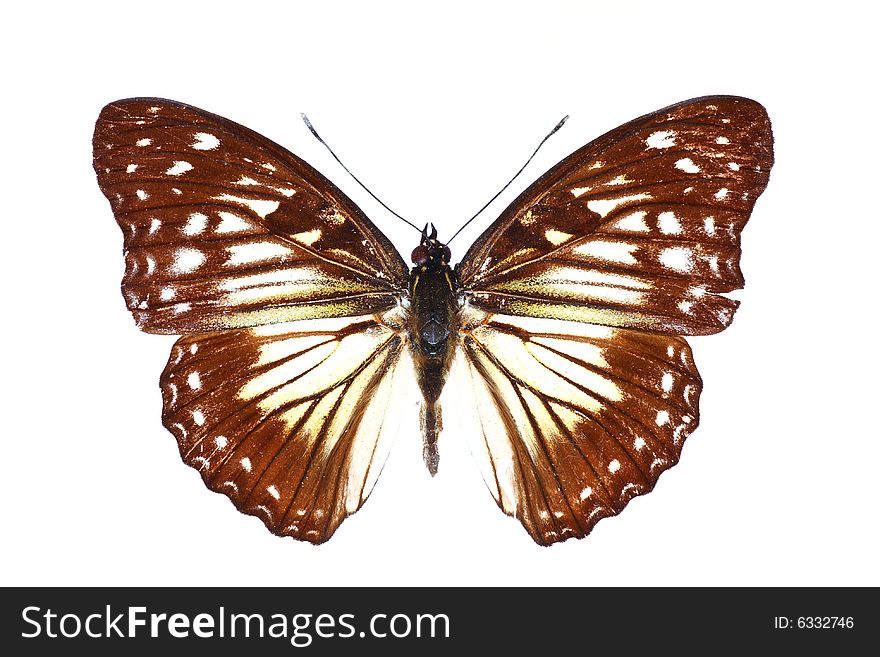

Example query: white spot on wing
[587,193,651,218]
[183,212,208,235]
[574,240,639,264]
[191,132,220,150]
[136,138,152,147]
[608,459,621,473]
[657,211,682,235]
[292,228,322,246]
[675,157,700,173]
[166,160,193,176]
[171,247,206,273]
[240,457,252,472]
[544,229,573,246]
[659,246,693,273]
[213,193,280,219]
[126,163,138,173]
[187,371,201,390]
[136,189,149,200]
[226,241,291,265]
[656,410,670,426]
[646,130,676,149]
[714,187,729,200]
[612,211,649,233]
[216,212,252,234]
[192,409,205,426]
[267,485,280,500]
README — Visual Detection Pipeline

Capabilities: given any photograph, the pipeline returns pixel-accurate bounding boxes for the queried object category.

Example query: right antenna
[446,115,569,245]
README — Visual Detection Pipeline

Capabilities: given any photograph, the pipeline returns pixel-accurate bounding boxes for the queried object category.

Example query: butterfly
[93,96,773,545]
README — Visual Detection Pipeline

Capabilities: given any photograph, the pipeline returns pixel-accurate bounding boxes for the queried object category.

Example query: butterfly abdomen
[408,232,458,476]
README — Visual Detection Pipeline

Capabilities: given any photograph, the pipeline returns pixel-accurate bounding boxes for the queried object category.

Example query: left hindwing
[457,96,773,336]
[160,309,412,544]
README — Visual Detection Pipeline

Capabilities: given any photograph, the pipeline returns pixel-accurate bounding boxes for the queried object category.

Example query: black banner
[2,587,874,654]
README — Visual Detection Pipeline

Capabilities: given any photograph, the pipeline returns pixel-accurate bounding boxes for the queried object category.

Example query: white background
[2,1,877,586]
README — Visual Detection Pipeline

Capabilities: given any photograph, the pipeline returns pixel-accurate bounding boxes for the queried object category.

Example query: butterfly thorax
[408,225,458,475]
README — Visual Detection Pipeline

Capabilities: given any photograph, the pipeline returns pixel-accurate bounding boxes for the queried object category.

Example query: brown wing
[457,96,773,336]
[160,308,412,543]
[451,309,701,545]
[93,98,408,333]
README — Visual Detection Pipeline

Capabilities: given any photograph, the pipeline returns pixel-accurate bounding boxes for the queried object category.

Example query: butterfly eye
[441,245,451,262]
[411,244,429,264]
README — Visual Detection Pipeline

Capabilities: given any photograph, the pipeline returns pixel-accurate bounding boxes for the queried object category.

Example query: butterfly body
[407,224,458,475]
[94,96,772,545]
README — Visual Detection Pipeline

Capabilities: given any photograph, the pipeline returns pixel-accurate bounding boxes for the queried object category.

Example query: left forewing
[93,98,409,334]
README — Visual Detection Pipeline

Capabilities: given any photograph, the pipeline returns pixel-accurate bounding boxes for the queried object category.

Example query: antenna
[446,115,569,245]
[301,114,422,233]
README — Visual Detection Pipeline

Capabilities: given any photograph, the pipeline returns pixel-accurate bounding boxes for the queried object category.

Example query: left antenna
[301,114,422,233]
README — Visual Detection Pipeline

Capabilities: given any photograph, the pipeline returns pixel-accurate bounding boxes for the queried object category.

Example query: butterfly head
[411,223,452,268]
